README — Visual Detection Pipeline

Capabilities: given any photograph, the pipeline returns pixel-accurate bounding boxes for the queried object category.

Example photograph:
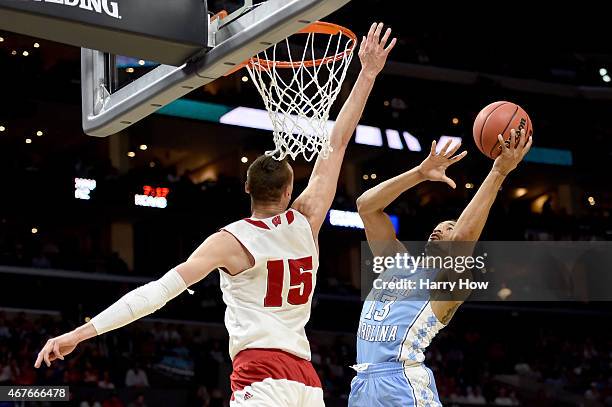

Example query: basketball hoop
[245,22,357,161]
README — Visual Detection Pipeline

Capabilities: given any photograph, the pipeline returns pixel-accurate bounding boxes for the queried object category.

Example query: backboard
[81,0,352,137]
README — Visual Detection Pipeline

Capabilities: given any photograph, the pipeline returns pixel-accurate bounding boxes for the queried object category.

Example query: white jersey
[220,209,318,361]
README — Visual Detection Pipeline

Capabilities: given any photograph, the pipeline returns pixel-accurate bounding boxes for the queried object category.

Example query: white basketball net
[246,28,356,161]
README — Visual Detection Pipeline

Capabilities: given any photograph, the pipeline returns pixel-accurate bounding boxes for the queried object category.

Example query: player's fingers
[519,128,527,149]
[443,176,457,189]
[374,22,384,42]
[497,134,509,152]
[510,129,517,150]
[34,350,43,368]
[43,344,51,367]
[384,38,397,53]
[367,22,377,40]
[52,340,64,361]
[521,136,533,159]
[516,129,525,150]
[359,36,366,53]
[450,150,468,163]
[441,139,453,156]
[430,140,436,156]
[380,27,392,48]
[445,141,462,157]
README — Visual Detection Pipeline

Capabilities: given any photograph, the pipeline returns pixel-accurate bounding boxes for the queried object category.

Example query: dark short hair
[246,155,292,203]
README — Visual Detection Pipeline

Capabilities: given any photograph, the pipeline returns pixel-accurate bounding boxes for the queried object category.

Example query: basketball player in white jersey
[349,130,532,406]
[34,22,396,406]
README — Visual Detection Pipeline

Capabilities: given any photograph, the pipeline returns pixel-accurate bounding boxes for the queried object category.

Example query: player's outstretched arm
[34,232,236,368]
[451,129,532,242]
[292,22,396,236]
[431,129,533,324]
[357,139,466,256]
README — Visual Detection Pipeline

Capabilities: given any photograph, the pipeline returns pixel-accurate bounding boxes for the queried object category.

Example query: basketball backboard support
[81,0,352,137]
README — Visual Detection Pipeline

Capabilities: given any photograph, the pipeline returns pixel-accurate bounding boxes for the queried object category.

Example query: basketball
[473,101,533,159]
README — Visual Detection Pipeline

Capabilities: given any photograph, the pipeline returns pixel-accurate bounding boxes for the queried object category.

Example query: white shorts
[231,378,324,406]
[230,349,324,407]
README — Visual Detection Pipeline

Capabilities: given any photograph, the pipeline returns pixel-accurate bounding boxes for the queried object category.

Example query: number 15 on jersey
[264,257,314,307]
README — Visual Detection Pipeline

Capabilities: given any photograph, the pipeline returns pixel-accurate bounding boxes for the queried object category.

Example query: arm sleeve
[90,269,187,335]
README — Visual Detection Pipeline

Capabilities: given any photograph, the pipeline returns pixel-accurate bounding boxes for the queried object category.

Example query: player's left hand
[358,22,397,77]
[492,128,533,176]
[418,139,467,189]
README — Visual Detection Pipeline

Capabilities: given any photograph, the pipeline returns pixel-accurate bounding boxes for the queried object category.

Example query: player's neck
[251,202,286,219]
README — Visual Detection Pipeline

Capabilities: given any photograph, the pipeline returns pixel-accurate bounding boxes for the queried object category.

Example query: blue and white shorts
[349,362,441,407]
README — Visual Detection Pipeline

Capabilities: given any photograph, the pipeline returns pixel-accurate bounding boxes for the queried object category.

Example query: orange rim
[226,21,357,75]
[211,10,228,22]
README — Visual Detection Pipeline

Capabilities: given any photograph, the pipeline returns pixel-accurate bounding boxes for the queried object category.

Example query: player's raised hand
[418,139,468,189]
[493,128,533,176]
[34,331,79,368]
[358,22,397,76]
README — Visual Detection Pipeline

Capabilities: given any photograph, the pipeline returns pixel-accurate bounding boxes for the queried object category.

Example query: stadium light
[385,129,404,150]
[75,178,97,200]
[402,131,422,152]
[603,75,611,83]
[513,188,528,198]
[599,68,608,76]
[436,135,462,153]
[328,209,399,232]
[355,125,383,147]
[497,287,512,300]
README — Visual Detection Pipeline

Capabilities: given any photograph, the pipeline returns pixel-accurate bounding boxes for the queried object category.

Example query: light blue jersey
[349,266,446,407]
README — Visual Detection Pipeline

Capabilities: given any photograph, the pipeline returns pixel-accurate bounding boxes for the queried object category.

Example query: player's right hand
[418,139,468,189]
[358,22,397,77]
[492,128,532,176]
[34,331,79,368]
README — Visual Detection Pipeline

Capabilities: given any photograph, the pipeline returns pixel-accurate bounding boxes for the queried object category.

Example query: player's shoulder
[195,230,243,256]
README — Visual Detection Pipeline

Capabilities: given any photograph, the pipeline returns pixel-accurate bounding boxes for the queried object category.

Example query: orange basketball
[473,101,533,159]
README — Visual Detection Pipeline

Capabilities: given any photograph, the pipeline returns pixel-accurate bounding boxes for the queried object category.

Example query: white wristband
[90,269,187,335]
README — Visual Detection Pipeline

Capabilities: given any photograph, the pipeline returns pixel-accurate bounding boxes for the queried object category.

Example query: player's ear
[244,181,250,194]
[285,179,293,198]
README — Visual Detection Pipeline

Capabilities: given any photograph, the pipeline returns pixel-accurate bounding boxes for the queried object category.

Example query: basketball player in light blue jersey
[349,129,532,406]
